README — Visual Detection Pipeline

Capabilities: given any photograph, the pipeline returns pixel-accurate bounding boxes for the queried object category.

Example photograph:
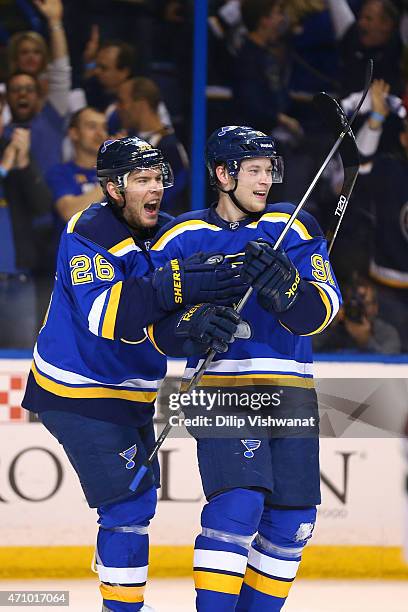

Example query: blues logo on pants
[40,411,160,507]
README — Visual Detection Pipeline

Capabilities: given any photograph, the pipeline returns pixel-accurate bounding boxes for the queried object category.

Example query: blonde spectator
[4,0,85,121]
[8,31,49,77]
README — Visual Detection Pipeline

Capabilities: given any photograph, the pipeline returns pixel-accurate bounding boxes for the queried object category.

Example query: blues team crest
[119,444,138,469]
[241,439,261,459]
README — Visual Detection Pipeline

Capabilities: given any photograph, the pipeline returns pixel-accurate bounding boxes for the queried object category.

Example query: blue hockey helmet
[97,136,174,191]
[205,126,284,185]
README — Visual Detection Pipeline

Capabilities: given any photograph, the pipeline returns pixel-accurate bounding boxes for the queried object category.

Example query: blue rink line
[0,350,407,364]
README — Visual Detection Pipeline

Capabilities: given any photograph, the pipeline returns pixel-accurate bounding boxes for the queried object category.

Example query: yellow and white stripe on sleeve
[88,281,123,339]
[301,281,340,336]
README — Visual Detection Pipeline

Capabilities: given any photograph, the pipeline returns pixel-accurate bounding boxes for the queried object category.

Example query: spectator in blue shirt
[46,106,107,228]
[4,72,65,175]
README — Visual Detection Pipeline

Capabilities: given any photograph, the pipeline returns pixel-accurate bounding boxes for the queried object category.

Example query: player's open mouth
[253,191,266,198]
[144,200,159,215]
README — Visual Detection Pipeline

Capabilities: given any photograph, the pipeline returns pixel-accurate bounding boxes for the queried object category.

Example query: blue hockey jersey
[149,203,342,391]
[23,202,170,426]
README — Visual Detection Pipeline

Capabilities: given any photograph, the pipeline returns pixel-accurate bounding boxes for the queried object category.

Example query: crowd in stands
[0,0,406,354]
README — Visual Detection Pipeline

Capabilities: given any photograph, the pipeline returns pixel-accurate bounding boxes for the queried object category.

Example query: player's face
[16,39,45,75]
[122,167,164,229]
[234,158,274,212]
[71,109,108,155]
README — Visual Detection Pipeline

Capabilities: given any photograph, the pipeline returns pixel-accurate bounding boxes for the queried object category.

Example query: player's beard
[123,201,160,231]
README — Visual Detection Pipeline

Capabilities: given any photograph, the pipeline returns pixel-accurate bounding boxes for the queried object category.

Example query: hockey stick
[313,92,360,254]
[182,60,373,388]
[129,61,373,493]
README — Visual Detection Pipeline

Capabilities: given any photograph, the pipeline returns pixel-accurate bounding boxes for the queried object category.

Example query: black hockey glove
[152,252,248,311]
[240,240,302,313]
[175,303,250,356]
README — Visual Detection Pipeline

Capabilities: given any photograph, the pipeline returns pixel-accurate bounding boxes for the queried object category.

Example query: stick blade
[313,92,360,169]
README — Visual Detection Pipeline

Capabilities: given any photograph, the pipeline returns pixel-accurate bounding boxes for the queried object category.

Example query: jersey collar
[208,202,263,230]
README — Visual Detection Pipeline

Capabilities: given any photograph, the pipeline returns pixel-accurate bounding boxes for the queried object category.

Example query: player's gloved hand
[152,252,248,311]
[240,240,302,313]
[175,303,250,356]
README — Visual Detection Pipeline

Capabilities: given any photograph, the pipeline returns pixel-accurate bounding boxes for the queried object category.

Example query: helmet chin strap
[219,179,264,219]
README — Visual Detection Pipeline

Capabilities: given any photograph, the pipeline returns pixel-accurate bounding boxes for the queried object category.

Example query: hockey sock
[194,488,265,611]
[236,506,316,611]
[96,487,157,612]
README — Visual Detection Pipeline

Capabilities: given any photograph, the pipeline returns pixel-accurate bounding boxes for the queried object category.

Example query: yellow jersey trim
[151,212,313,252]
[152,219,222,250]
[147,324,165,355]
[66,209,86,234]
[301,282,332,337]
[31,363,157,403]
[108,237,134,255]
[182,374,314,390]
[248,212,313,241]
[101,281,122,339]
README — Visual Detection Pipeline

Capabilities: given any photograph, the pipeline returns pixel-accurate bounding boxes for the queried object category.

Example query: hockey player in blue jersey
[22,136,247,612]
[148,126,342,611]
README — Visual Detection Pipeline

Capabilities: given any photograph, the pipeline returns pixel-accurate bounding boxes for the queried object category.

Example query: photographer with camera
[313,276,401,354]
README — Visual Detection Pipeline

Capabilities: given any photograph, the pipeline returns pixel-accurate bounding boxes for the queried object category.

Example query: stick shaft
[130,61,374,490]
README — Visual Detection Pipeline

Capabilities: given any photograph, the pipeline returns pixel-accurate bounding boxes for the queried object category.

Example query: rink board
[0,357,407,578]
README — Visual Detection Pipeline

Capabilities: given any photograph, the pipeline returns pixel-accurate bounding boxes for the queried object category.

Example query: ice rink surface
[1,578,408,611]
